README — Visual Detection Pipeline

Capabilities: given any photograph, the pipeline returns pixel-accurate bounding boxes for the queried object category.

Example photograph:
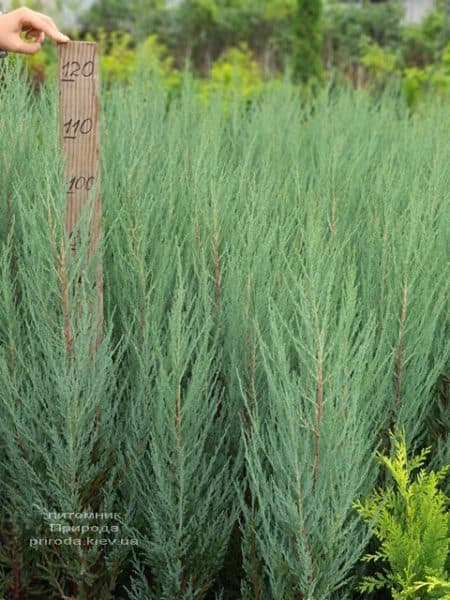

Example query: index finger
[19,9,69,43]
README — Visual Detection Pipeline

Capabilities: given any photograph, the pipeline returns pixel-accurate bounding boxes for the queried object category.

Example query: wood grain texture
[58,41,103,349]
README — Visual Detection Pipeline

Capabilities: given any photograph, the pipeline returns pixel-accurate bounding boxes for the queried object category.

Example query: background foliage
[10,0,450,106]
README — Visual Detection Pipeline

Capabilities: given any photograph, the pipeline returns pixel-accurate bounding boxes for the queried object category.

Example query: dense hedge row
[0,65,448,598]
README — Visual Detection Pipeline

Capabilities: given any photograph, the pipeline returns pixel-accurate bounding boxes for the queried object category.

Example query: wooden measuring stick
[58,41,103,350]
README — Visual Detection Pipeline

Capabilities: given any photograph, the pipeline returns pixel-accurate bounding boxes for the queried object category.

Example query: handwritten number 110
[63,118,93,139]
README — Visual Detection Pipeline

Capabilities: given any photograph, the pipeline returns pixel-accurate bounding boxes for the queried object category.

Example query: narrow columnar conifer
[0,61,448,598]
[293,0,324,84]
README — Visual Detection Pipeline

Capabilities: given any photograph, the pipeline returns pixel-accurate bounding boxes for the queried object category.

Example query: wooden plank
[57,41,103,350]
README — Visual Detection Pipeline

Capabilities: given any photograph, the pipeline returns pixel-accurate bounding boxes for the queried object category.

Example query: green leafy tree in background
[292,0,323,83]
[80,0,296,72]
[160,0,296,72]
[80,0,130,33]
[80,0,164,41]
[323,1,403,72]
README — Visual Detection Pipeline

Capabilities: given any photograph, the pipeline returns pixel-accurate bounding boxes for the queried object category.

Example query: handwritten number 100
[68,176,95,193]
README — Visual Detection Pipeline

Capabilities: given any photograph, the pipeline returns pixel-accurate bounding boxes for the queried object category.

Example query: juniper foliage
[0,61,448,598]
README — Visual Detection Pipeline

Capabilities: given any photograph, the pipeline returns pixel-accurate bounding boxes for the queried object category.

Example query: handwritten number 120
[61,60,94,80]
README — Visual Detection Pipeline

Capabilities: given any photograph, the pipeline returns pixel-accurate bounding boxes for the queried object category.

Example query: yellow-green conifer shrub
[198,44,267,107]
[86,30,181,91]
[353,429,450,599]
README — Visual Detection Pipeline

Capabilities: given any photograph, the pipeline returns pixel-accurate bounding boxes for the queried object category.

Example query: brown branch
[243,279,257,423]
[312,346,324,490]
[212,208,222,310]
[328,198,337,234]
[47,203,56,248]
[176,384,182,453]
[7,344,16,377]
[11,528,22,600]
[194,216,201,251]
[249,510,261,600]
[59,241,72,358]
[248,340,257,412]
[295,470,313,596]
[244,278,251,318]
[395,280,408,407]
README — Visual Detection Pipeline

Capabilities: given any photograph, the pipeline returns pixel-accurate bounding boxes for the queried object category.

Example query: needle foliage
[0,60,448,598]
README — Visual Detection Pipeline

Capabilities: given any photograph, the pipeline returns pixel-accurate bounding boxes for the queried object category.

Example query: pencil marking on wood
[58,41,103,350]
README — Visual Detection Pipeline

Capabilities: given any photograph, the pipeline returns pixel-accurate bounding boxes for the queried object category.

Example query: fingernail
[60,34,70,41]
